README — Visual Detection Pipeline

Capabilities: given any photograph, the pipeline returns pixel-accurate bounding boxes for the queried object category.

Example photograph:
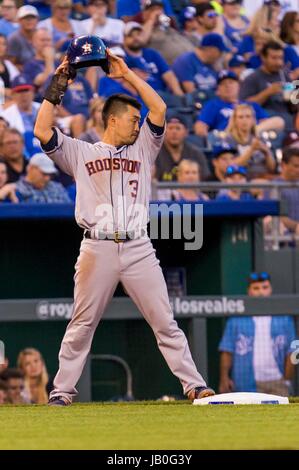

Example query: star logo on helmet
[82,42,92,54]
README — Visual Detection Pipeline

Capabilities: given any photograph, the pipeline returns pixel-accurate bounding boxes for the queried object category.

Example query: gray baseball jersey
[45,119,162,233]
[45,118,206,402]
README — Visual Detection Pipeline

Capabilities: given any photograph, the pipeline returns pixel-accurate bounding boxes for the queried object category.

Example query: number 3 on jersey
[129,180,138,198]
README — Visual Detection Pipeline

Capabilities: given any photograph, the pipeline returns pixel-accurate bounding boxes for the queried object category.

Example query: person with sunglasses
[216,164,254,200]
[194,3,220,41]
[219,271,296,396]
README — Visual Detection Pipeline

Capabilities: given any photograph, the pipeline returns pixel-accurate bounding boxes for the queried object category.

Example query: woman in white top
[38,0,87,52]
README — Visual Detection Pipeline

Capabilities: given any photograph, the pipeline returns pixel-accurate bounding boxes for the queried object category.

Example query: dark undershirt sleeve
[146,117,165,136]
[40,128,58,152]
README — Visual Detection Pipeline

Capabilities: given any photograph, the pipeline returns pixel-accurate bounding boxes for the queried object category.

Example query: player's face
[112,106,141,145]
[165,123,187,146]
[248,280,272,297]
[22,353,43,378]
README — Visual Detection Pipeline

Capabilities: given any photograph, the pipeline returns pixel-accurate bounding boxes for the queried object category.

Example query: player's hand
[219,377,235,394]
[55,56,75,84]
[107,49,131,79]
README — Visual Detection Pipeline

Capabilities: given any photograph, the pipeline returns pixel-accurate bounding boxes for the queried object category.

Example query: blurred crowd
[0,348,52,404]
[0,0,298,234]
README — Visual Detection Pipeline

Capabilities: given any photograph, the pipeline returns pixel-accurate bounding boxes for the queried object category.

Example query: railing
[152,180,299,250]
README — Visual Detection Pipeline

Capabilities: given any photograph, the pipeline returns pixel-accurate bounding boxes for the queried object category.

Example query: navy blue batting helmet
[67,35,109,73]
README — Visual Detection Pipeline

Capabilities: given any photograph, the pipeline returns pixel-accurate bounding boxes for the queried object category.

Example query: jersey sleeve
[134,117,166,165]
[41,127,79,178]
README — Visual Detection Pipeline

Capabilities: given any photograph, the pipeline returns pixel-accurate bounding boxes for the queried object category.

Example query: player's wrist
[122,69,136,82]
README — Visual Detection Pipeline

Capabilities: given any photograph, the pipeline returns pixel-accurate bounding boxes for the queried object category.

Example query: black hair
[261,41,284,57]
[1,368,24,381]
[282,147,299,164]
[102,94,142,129]
[196,2,215,17]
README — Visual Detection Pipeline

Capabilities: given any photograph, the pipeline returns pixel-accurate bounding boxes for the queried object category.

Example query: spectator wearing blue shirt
[0,0,19,37]
[195,70,284,137]
[216,164,254,201]
[62,74,94,119]
[218,0,249,51]
[195,3,219,41]
[219,272,296,396]
[172,33,229,94]
[123,22,183,96]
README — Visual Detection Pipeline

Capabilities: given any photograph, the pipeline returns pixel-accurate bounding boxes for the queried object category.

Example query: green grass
[1,401,299,450]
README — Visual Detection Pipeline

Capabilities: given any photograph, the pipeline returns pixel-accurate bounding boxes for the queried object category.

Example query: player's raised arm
[34,57,74,145]
[107,49,167,127]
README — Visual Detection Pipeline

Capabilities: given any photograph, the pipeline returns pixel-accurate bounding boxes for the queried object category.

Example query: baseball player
[34,50,215,405]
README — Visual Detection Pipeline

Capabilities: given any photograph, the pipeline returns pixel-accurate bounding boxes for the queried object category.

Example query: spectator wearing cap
[0,75,41,156]
[0,152,71,203]
[172,33,229,94]
[224,103,276,179]
[195,2,220,40]
[0,34,19,101]
[219,271,296,396]
[0,0,19,38]
[180,6,200,47]
[0,128,28,184]
[195,69,284,137]
[81,0,125,47]
[124,22,184,96]
[218,0,249,51]
[154,115,210,182]
[207,143,237,183]
[131,0,194,65]
[240,41,298,131]
[265,148,299,237]
[216,164,254,200]
[7,5,39,69]
[228,54,247,79]
[37,0,87,53]
[117,0,174,23]
[23,28,56,99]
[0,379,8,404]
